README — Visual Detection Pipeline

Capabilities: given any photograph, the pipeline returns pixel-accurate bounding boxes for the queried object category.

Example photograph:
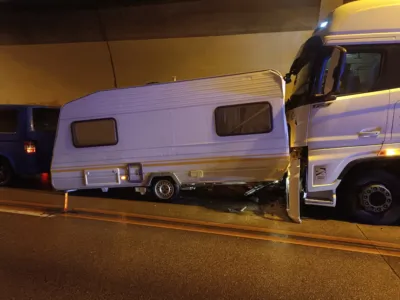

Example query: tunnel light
[319,21,328,29]
[121,175,127,180]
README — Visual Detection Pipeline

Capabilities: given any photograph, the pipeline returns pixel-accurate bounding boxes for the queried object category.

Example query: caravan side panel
[51,70,289,191]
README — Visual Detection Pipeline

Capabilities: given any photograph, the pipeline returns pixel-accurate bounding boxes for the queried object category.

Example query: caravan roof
[60,71,285,120]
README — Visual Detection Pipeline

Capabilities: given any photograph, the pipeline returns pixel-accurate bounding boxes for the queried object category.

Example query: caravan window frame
[71,118,119,148]
[214,101,273,137]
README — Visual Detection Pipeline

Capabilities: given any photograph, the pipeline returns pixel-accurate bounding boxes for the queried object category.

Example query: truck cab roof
[314,0,400,44]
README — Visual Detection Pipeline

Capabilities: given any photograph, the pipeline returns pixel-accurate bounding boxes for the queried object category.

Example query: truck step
[304,191,336,207]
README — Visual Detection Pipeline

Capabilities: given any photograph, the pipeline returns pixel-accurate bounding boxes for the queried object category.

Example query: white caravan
[51,70,290,200]
[52,0,400,225]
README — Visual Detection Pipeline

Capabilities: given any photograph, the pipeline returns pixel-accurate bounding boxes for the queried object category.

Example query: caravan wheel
[152,178,179,201]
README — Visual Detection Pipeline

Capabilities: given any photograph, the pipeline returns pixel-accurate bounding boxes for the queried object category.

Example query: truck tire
[339,169,400,225]
[151,177,180,201]
[0,158,13,187]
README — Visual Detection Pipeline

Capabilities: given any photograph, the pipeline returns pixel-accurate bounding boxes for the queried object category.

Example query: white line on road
[0,207,54,218]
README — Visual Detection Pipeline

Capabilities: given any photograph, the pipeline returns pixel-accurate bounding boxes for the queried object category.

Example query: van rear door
[0,107,22,178]
[28,107,60,173]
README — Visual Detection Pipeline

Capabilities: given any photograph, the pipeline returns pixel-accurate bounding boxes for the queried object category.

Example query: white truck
[51,0,400,225]
[284,0,400,225]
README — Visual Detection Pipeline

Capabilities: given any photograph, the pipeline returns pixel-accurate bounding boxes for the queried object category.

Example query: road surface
[0,204,399,299]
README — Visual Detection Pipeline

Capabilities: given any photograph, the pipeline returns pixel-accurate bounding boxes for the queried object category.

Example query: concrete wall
[0,43,114,105]
[111,31,312,87]
[0,0,323,105]
[0,31,312,105]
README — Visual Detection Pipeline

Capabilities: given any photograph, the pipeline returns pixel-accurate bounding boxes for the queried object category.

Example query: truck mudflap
[286,156,301,223]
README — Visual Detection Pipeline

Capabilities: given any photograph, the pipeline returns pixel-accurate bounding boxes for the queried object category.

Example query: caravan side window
[71,118,118,148]
[215,102,272,137]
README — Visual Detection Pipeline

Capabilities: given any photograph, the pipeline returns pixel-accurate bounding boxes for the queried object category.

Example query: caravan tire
[151,177,180,201]
[0,158,13,187]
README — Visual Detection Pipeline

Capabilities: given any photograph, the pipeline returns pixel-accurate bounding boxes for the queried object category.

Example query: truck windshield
[292,62,312,96]
[32,108,60,132]
[287,36,323,107]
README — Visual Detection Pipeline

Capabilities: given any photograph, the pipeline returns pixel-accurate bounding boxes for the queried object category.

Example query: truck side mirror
[322,46,347,96]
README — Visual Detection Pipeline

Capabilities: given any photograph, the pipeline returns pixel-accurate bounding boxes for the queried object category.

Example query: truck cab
[285,0,400,225]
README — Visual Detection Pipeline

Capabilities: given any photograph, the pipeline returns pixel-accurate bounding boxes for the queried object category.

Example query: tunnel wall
[0,0,337,105]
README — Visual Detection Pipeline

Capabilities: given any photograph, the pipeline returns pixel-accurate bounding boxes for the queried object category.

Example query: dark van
[0,105,60,186]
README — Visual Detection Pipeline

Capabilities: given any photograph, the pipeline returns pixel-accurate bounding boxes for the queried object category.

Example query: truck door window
[0,109,18,133]
[322,52,382,96]
[322,48,341,95]
[215,102,272,137]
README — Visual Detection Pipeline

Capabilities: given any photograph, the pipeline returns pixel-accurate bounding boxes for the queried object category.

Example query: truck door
[308,48,388,151]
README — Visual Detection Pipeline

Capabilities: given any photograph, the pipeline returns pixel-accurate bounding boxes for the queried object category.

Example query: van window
[71,118,118,148]
[33,108,60,131]
[215,102,272,137]
[0,109,19,133]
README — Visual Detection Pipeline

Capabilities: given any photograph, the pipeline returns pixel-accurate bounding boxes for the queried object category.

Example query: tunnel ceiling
[0,0,320,45]
[0,0,185,9]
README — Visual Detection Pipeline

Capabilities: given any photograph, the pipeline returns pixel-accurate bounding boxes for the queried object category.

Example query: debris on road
[228,206,247,213]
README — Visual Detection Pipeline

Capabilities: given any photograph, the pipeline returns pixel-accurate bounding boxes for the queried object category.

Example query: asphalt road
[0,211,399,300]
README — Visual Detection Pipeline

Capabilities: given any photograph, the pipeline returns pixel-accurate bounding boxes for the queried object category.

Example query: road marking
[75,207,400,250]
[0,206,54,217]
[64,213,400,258]
[1,199,399,251]
[0,199,61,209]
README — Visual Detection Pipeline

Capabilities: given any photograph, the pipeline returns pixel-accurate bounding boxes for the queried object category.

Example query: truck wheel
[151,177,179,201]
[339,170,400,225]
[0,158,13,187]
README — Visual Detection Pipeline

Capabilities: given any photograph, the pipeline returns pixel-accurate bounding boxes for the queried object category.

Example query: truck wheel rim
[360,184,392,214]
[154,180,174,199]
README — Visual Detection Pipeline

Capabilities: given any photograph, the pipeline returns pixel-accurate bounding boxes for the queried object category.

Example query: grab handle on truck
[358,128,381,138]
